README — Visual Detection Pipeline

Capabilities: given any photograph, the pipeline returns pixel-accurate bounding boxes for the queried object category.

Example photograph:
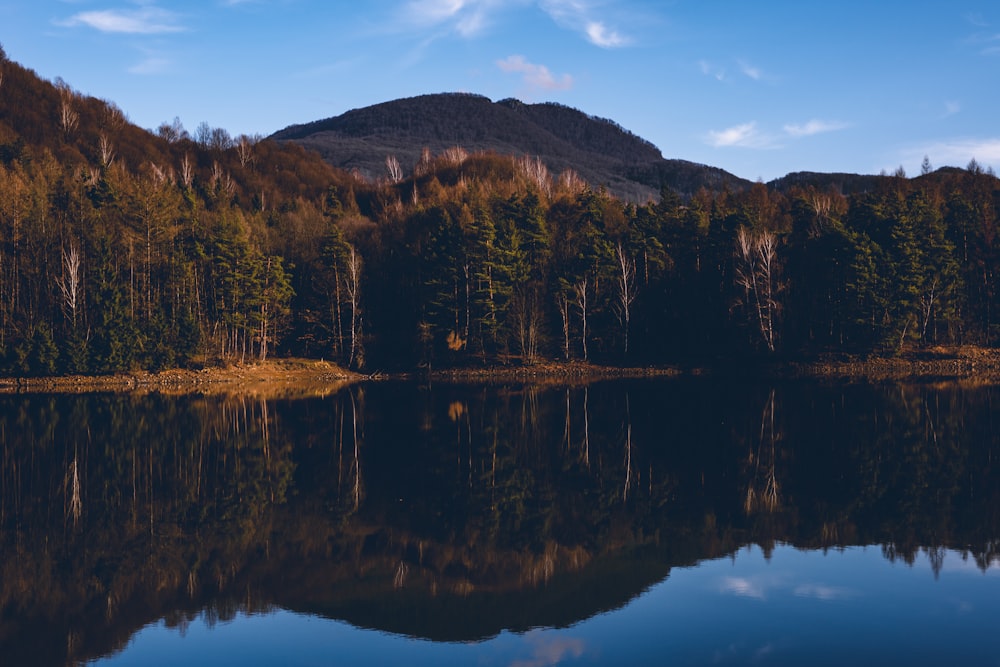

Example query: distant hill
[270,93,753,202]
[766,171,885,195]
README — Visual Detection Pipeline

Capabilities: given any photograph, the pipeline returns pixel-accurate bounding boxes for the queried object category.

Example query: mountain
[270,93,752,202]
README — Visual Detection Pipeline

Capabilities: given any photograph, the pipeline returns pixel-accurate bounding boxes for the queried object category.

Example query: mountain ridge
[270,92,754,202]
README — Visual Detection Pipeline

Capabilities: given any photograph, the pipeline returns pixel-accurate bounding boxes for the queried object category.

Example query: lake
[1,378,998,666]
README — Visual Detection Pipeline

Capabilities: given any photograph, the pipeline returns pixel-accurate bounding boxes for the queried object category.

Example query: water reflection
[1,379,999,665]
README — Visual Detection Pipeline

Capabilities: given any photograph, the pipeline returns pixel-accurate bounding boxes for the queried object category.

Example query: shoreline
[2,347,1000,395]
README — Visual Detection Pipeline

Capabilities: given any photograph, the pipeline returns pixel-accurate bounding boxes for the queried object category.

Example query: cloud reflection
[719,576,768,599]
[793,584,855,601]
[720,575,857,602]
[510,630,586,667]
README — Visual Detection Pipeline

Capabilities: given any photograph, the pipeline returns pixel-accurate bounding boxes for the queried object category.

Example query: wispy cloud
[400,0,503,37]
[962,16,1000,56]
[737,59,762,81]
[783,119,849,138]
[60,6,185,34]
[540,0,632,48]
[128,56,172,75]
[965,12,990,28]
[700,58,768,82]
[709,118,849,149]
[982,42,1000,56]
[699,60,726,81]
[944,100,962,117]
[392,1,635,47]
[906,138,1000,168]
[497,55,573,93]
[707,122,780,149]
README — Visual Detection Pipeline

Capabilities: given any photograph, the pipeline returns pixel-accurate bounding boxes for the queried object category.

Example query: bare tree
[179,153,194,189]
[98,133,115,168]
[511,290,542,362]
[157,117,188,143]
[236,134,257,169]
[442,146,468,166]
[515,155,551,197]
[735,227,781,353]
[614,243,638,356]
[919,276,943,342]
[556,289,572,360]
[573,278,590,361]
[414,147,433,178]
[102,102,127,134]
[558,169,586,196]
[345,245,363,369]
[385,154,403,184]
[149,162,174,186]
[59,98,79,140]
[56,243,82,328]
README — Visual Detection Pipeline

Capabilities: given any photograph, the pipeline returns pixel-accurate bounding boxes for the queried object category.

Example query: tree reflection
[0,379,999,665]
[744,389,781,515]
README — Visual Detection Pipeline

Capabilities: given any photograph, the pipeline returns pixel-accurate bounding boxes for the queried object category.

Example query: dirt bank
[0,358,363,397]
[2,347,1000,395]
[782,346,1000,382]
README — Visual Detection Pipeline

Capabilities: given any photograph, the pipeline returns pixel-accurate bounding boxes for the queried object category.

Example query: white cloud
[60,6,185,34]
[783,119,849,138]
[586,21,628,48]
[540,0,632,48]
[393,0,635,46]
[944,100,962,117]
[497,55,573,92]
[707,122,779,149]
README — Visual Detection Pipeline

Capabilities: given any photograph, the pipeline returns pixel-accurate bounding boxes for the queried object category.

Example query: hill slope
[270,93,752,201]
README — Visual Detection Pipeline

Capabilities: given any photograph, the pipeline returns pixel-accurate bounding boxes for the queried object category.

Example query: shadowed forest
[1,49,999,375]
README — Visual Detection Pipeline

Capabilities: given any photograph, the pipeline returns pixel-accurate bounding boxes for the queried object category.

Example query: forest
[1,48,999,375]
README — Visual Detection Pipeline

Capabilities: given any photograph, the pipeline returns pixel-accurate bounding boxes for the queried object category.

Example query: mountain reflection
[1,379,999,665]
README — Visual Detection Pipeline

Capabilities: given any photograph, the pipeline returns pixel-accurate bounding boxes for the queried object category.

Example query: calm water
[1,378,999,666]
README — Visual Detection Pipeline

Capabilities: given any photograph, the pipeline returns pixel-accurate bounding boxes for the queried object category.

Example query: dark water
[1,378,999,666]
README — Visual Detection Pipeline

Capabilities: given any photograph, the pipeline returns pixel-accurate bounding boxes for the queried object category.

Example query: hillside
[270,93,752,201]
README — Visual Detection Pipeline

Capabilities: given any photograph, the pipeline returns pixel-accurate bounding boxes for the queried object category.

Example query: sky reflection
[93,544,1000,667]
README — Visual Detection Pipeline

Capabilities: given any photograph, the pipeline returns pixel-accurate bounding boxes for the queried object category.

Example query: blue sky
[1,1,999,181]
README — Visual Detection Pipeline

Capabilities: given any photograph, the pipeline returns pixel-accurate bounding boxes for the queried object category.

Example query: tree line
[1,50,999,375]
